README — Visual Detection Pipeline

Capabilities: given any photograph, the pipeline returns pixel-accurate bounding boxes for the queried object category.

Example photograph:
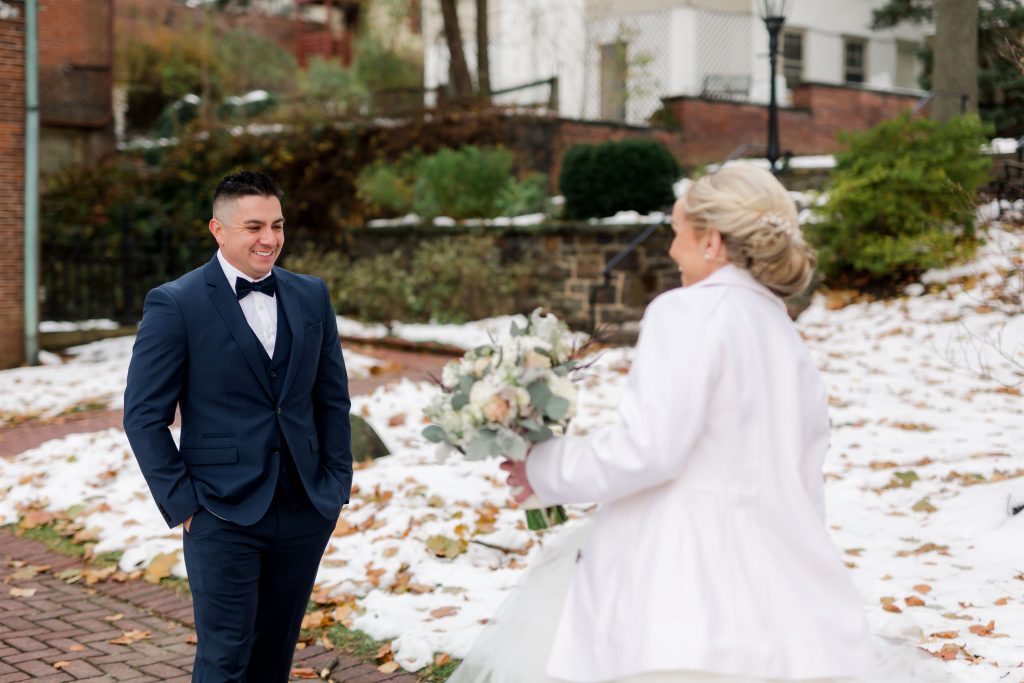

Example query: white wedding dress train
[449,518,952,683]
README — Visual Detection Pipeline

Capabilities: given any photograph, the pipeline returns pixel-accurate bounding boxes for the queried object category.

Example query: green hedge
[807,113,993,288]
[559,138,680,219]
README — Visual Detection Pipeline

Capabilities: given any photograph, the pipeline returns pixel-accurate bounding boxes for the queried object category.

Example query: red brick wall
[665,82,925,166]
[0,2,26,368]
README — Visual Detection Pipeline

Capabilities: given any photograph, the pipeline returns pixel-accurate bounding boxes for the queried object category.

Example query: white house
[422,0,932,125]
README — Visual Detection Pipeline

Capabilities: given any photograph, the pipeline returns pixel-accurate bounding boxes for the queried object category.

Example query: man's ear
[209,217,224,246]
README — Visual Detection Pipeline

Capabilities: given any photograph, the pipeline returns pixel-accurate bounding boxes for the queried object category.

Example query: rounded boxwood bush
[559,138,680,219]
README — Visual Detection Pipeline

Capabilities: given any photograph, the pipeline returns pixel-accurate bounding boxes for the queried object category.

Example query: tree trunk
[440,0,474,100]
[931,0,979,122]
[476,0,490,103]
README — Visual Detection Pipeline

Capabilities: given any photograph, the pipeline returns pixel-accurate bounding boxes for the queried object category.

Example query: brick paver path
[0,343,457,681]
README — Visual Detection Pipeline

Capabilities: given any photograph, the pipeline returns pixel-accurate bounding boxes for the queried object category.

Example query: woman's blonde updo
[683,162,816,298]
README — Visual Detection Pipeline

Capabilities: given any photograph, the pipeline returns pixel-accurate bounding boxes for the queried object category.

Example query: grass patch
[11,522,122,566]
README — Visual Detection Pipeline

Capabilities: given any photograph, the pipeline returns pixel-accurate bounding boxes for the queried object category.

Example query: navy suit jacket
[123,256,352,528]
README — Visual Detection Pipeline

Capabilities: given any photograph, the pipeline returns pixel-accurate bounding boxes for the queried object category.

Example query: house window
[782,30,804,85]
[844,38,866,84]
[600,41,627,122]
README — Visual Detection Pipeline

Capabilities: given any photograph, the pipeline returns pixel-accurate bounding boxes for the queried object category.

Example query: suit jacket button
[270,370,277,378]
[276,406,282,415]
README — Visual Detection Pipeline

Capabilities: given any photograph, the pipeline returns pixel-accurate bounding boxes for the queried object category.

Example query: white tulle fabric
[450,518,952,683]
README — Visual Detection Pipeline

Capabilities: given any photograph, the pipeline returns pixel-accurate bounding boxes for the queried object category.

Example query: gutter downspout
[24,0,39,365]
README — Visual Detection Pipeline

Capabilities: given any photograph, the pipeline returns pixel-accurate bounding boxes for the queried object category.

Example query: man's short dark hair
[213,170,284,215]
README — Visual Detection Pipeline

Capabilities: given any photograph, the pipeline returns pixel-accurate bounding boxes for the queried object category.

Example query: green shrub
[283,235,535,325]
[356,157,417,216]
[807,113,993,287]
[407,236,534,323]
[496,172,549,217]
[559,138,680,219]
[412,146,516,220]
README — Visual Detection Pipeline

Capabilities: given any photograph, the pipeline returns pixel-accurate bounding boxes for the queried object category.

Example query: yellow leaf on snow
[930,631,959,639]
[429,606,459,619]
[904,596,926,607]
[144,552,178,584]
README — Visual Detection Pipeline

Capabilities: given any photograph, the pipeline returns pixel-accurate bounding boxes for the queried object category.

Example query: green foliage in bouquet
[559,138,680,219]
[806,113,993,289]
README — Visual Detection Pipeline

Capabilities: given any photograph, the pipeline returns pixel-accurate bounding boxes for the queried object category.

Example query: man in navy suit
[124,171,352,682]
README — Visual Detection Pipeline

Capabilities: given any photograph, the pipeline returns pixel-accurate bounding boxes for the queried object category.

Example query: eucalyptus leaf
[465,430,499,460]
[459,376,476,393]
[422,425,447,443]
[452,392,470,411]
[528,380,552,410]
[510,320,527,337]
[545,396,569,421]
[524,425,554,442]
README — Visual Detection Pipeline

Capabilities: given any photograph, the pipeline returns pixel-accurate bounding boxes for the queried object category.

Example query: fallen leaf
[378,661,400,673]
[9,587,36,597]
[53,661,71,670]
[103,613,124,622]
[9,564,49,580]
[144,552,178,584]
[968,620,1008,638]
[290,667,319,679]
[905,596,926,607]
[388,413,406,427]
[913,584,932,594]
[994,596,1011,606]
[185,634,198,645]
[383,547,399,558]
[435,653,451,667]
[912,498,937,513]
[934,643,960,661]
[108,629,151,645]
[930,631,959,639]
[429,606,459,619]
[880,597,901,613]
[68,644,85,652]
[426,534,466,559]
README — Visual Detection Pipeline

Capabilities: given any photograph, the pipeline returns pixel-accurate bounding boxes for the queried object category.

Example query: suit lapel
[203,258,275,401]
[275,269,305,402]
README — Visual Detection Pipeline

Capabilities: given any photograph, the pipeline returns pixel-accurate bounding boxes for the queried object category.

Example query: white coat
[526,265,876,682]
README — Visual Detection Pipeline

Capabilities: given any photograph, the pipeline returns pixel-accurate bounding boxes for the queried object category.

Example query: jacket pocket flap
[181,447,238,465]
[304,321,323,336]
[308,433,320,452]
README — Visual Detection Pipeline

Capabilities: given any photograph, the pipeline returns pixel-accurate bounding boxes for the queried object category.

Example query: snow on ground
[1,220,1022,678]
[0,335,387,422]
[338,314,589,351]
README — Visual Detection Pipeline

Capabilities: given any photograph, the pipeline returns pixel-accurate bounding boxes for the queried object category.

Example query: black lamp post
[760,0,789,173]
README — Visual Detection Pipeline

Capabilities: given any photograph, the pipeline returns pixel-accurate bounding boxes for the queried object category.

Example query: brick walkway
[0,344,457,681]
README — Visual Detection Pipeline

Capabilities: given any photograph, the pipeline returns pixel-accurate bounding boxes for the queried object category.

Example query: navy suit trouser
[183,485,335,683]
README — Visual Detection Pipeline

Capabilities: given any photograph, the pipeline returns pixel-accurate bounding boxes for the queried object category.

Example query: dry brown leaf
[913,584,932,594]
[383,547,399,558]
[9,587,36,597]
[108,629,151,645]
[9,564,49,580]
[290,667,319,679]
[933,643,960,660]
[905,596,926,607]
[378,661,400,673]
[388,413,406,427]
[994,596,1011,606]
[435,653,451,667]
[53,661,71,670]
[930,630,959,639]
[68,644,85,652]
[429,606,459,619]
[103,613,124,622]
[144,552,178,584]
[968,620,1008,638]
[186,633,198,645]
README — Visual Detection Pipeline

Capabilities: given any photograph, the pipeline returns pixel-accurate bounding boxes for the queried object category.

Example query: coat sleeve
[526,294,720,505]
[123,287,199,528]
[312,279,353,504]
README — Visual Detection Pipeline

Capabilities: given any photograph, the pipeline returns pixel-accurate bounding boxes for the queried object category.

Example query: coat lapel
[203,258,275,401]
[274,268,305,402]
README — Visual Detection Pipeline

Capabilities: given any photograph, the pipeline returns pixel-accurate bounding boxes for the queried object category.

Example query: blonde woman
[453,163,928,683]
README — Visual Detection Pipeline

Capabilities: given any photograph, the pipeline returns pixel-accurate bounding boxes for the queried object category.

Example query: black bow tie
[235,274,277,300]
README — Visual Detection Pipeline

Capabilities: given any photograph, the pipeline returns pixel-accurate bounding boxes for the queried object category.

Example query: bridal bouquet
[422,309,582,530]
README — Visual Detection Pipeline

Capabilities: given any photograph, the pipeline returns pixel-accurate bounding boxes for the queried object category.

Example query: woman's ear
[705,230,725,258]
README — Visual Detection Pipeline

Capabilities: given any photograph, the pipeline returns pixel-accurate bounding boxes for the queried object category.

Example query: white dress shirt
[526,265,876,682]
[217,250,278,358]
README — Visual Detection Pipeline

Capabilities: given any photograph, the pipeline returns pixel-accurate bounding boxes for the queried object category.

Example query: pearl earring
[703,252,711,260]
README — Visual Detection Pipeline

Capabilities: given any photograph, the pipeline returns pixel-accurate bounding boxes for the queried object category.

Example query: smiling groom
[124,171,352,682]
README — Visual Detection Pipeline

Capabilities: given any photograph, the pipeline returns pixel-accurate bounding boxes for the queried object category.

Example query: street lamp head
[758,0,790,21]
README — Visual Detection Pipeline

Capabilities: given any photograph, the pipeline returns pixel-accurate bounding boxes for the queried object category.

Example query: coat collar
[687,264,788,313]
